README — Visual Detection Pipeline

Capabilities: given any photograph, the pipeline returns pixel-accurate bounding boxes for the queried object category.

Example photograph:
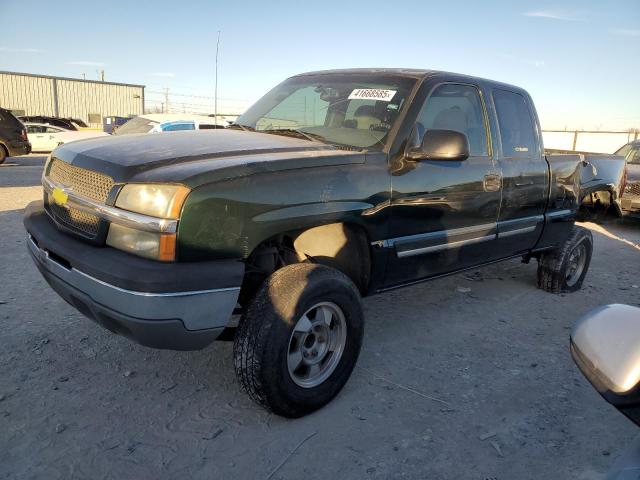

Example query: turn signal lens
[106,223,176,261]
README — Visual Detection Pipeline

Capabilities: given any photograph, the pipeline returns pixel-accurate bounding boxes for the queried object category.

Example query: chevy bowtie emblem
[52,187,69,206]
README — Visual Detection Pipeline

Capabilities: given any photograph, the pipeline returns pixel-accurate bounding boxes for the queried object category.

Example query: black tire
[537,225,593,293]
[0,145,7,165]
[233,263,364,417]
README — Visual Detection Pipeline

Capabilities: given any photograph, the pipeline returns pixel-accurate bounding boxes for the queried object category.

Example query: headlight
[106,223,176,261]
[115,184,190,219]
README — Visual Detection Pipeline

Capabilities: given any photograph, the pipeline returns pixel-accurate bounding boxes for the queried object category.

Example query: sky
[1,0,639,130]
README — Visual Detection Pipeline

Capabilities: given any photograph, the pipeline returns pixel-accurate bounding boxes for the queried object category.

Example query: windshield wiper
[261,128,326,143]
[227,123,255,132]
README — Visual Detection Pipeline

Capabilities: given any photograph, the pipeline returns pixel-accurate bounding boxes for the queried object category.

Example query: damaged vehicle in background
[24,68,620,417]
[546,145,629,220]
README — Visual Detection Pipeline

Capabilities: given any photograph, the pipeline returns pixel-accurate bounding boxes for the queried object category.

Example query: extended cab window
[416,84,488,156]
[493,90,536,158]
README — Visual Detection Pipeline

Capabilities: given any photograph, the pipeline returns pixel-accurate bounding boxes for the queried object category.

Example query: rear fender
[579,154,626,215]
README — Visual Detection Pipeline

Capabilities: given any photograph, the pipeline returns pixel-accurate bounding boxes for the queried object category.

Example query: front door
[27,125,47,151]
[383,82,501,287]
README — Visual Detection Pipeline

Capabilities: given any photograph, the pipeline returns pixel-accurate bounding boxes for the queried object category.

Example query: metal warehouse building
[0,71,144,127]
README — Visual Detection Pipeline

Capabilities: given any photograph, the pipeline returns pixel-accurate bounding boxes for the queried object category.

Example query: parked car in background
[103,116,132,134]
[19,116,80,131]
[24,122,108,152]
[0,107,31,163]
[112,113,226,135]
[614,140,640,218]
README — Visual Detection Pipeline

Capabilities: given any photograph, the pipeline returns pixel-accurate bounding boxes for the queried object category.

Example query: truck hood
[52,129,366,186]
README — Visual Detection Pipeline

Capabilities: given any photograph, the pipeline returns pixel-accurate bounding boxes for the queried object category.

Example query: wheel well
[579,189,622,218]
[238,222,372,307]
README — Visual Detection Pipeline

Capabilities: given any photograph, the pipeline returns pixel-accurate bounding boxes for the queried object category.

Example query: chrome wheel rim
[287,301,347,388]
[566,242,587,287]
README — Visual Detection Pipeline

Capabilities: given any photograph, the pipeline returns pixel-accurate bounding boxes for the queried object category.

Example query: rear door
[491,89,548,253]
[384,82,502,286]
[27,125,47,151]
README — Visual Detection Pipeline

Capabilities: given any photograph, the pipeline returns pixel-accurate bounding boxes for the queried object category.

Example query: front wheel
[233,263,364,417]
[537,225,593,293]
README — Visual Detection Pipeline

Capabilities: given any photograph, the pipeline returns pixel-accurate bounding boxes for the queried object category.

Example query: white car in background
[112,113,227,135]
[24,123,108,152]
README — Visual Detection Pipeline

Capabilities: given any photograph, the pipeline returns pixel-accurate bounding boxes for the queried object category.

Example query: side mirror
[571,304,640,426]
[406,129,470,162]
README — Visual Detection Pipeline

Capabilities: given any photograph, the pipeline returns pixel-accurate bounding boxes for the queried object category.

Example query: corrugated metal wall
[0,72,144,126]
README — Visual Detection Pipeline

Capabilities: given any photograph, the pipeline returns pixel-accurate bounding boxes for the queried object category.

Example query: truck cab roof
[293,68,527,94]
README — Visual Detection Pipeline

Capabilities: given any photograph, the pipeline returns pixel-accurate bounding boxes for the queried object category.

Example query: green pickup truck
[25,69,598,417]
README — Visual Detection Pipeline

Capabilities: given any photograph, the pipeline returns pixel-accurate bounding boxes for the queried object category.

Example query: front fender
[176,158,391,261]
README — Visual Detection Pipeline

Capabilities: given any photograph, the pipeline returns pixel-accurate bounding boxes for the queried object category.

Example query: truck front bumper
[24,201,244,350]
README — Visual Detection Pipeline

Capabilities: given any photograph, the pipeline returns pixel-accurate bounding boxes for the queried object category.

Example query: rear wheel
[233,263,364,417]
[0,145,7,165]
[537,225,593,293]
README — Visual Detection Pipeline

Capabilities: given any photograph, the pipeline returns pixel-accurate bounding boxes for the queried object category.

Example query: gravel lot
[1,155,639,479]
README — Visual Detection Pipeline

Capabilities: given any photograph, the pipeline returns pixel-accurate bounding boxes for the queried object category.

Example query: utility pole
[164,88,170,113]
[214,30,221,126]
[100,70,105,82]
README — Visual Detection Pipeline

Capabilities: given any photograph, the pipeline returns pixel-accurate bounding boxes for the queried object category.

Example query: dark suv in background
[0,108,31,164]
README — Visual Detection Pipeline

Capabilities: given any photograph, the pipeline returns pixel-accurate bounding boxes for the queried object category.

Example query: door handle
[483,173,502,192]
[515,180,534,187]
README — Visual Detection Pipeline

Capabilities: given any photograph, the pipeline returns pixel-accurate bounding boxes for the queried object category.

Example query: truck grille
[625,182,640,197]
[48,159,114,203]
[48,199,101,237]
[46,159,115,239]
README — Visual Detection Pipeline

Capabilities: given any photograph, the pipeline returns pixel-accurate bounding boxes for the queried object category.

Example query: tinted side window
[162,122,195,132]
[416,84,488,156]
[493,90,536,158]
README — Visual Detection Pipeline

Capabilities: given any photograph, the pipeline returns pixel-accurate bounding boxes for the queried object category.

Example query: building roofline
[0,70,145,89]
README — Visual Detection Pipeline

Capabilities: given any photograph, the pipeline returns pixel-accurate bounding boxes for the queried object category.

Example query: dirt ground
[1,156,640,480]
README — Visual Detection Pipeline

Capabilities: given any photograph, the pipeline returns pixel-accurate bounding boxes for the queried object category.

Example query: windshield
[113,116,159,135]
[235,74,417,150]
[615,143,632,157]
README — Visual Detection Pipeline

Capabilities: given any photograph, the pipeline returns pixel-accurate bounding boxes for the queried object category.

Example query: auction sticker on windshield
[348,89,397,102]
